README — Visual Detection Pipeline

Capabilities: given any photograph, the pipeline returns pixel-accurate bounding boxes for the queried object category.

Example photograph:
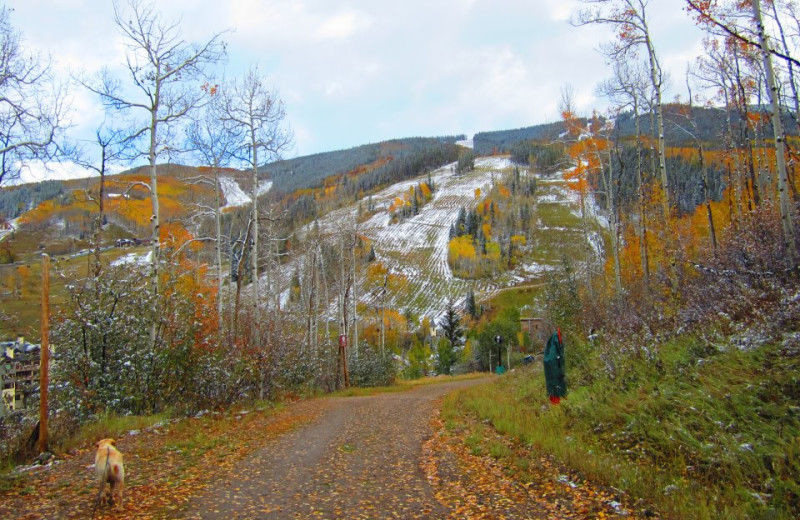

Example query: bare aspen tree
[220,66,290,399]
[598,60,651,287]
[677,69,719,255]
[73,126,129,280]
[220,66,291,352]
[697,38,745,228]
[770,1,800,132]
[559,86,597,298]
[752,0,798,266]
[575,0,671,218]
[87,0,225,346]
[594,110,623,294]
[0,7,69,186]
[186,86,241,332]
[351,226,360,358]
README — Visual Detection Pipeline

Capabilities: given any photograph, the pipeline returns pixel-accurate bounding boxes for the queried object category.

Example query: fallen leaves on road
[0,404,319,520]
[3,380,658,519]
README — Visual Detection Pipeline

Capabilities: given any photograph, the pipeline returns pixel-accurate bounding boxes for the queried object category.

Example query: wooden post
[39,253,50,453]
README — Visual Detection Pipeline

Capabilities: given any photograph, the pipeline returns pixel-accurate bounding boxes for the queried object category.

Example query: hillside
[474,104,800,155]
[280,156,603,323]
[262,135,465,194]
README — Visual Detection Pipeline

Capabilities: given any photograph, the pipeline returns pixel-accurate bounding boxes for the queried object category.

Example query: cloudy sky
[9,0,705,166]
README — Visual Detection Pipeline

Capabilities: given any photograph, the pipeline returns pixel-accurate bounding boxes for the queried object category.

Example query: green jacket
[543,331,567,397]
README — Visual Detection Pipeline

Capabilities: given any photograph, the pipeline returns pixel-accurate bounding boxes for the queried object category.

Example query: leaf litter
[1,378,657,519]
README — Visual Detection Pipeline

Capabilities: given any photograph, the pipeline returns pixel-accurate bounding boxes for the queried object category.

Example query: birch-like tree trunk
[752,0,799,267]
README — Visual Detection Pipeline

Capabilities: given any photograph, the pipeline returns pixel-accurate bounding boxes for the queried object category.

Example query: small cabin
[520,317,546,344]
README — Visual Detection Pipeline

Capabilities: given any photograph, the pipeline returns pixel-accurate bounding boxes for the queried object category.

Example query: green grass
[483,286,541,315]
[0,244,148,340]
[54,413,171,455]
[442,335,800,519]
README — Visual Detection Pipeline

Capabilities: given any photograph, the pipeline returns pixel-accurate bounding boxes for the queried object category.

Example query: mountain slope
[280,156,604,322]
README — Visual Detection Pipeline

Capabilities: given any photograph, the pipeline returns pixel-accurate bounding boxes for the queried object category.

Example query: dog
[94,438,124,511]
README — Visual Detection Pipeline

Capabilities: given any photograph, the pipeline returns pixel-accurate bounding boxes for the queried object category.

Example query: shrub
[347,346,395,387]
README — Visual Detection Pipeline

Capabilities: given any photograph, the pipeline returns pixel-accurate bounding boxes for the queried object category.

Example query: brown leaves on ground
[0,403,321,520]
[422,407,659,519]
[2,380,657,519]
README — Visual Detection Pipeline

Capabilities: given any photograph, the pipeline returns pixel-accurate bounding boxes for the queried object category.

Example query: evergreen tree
[465,290,478,319]
[456,207,467,235]
[436,338,458,375]
[437,298,463,375]
[439,298,464,350]
[464,210,474,237]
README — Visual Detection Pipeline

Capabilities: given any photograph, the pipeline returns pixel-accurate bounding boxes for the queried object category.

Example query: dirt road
[180,378,488,519]
[1,376,641,519]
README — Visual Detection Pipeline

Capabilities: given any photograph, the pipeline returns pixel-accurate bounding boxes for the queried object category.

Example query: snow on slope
[274,157,514,322]
[456,137,474,149]
[269,155,600,324]
[219,178,250,209]
[220,178,273,209]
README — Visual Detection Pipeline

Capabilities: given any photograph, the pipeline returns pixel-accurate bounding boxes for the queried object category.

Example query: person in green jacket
[543,328,566,404]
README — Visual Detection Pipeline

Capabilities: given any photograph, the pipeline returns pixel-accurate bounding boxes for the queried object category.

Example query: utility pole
[39,253,50,453]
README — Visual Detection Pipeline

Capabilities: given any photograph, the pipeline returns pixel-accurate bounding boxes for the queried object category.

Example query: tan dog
[94,438,124,511]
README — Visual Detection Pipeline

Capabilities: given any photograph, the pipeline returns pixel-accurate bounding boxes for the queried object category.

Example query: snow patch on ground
[111,250,153,267]
[259,180,273,196]
[220,178,273,209]
[475,156,513,170]
[220,177,250,208]
[520,262,557,275]
[456,137,474,149]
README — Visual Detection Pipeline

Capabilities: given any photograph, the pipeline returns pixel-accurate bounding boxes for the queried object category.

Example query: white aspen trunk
[644,32,670,217]
[753,0,799,267]
[773,2,800,129]
[214,168,224,336]
[339,232,347,339]
[633,96,650,287]
[603,144,622,294]
[250,125,261,349]
[148,96,160,349]
[721,82,743,228]
[351,231,359,358]
[580,188,593,299]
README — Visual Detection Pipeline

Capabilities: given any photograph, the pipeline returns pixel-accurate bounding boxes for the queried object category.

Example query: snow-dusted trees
[687,0,799,268]
[54,263,161,416]
[55,0,236,417]
[0,7,69,186]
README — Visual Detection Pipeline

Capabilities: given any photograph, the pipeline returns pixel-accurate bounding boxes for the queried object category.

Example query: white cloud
[316,11,371,40]
[14,161,96,186]
[5,0,706,159]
